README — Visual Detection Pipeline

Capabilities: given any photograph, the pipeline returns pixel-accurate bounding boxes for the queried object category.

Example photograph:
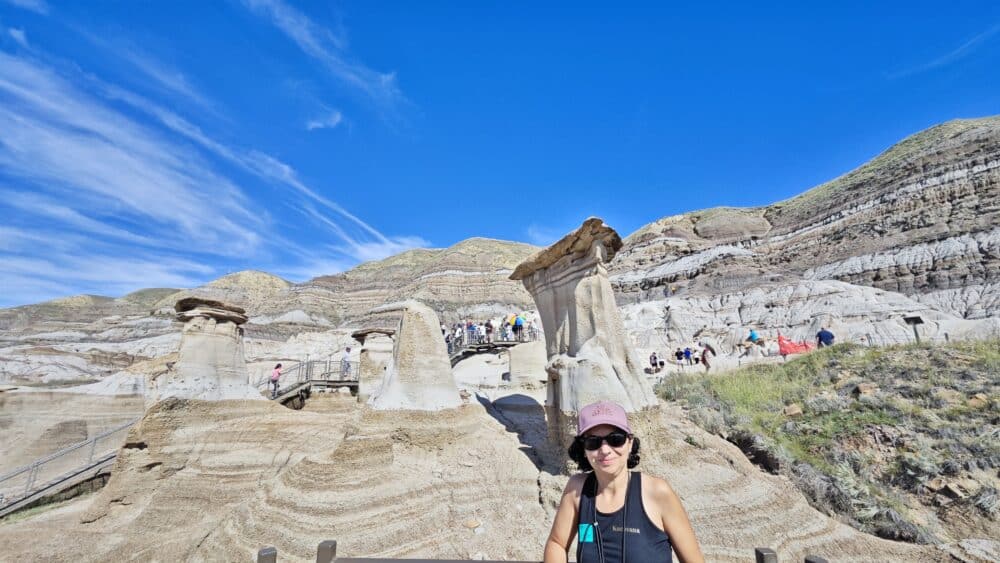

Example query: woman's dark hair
[568,435,641,471]
[274,363,282,369]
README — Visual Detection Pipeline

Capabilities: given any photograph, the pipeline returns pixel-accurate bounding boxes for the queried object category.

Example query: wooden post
[804,556,829,563]
[755,547,778,563]
[316,540,337,563]
[257,546,277,563]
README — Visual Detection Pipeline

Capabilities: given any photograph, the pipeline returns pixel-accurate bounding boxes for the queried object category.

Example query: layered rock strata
[147,299,262,404]
[605,117,1000,355]
[621,280,1000,359]
[367,301,462,411]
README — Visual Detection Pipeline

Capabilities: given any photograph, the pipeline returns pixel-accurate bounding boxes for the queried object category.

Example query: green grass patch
[659,338,1000,543]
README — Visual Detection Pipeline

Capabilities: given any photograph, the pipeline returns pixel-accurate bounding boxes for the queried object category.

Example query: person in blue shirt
[816,327,835,348]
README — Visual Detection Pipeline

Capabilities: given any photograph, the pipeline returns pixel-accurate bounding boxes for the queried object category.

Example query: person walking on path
[816,327,835,348]
[543,401,704,563]
[649,352,659,373]
[340,347,352,378]
[700,345,713,373]
[683,347,692,365]
[270,363,282,399]
[674,348,685,370]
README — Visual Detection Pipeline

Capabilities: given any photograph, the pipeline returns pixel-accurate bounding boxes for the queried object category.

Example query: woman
[544,401,704,563]
[270,363,282,399]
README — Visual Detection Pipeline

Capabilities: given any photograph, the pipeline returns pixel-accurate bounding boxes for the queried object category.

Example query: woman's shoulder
[638,472,678,502]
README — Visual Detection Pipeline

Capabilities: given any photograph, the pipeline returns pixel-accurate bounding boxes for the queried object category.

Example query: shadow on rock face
[478,393,563,476]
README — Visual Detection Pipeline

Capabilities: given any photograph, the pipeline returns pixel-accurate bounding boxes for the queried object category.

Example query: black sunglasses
[580,431,631,451]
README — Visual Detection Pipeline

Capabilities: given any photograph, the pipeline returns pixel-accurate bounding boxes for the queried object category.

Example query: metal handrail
[447,332,538,358]
[0,417,139,508]
[257,360,362,397]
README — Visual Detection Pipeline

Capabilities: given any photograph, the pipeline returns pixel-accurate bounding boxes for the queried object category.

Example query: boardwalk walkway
[0,417,138,519]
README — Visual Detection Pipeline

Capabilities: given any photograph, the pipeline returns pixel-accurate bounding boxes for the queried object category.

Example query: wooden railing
[256,541,829,562]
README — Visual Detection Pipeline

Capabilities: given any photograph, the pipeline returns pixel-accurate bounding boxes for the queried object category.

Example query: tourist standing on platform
[340,347,352,377]
[485,319,494,343]
[270,363,282,398]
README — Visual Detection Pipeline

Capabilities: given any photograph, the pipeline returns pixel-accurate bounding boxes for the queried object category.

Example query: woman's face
[582,424,632,474]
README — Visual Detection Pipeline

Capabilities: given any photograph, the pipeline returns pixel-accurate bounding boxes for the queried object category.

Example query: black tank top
[576,472,672,563]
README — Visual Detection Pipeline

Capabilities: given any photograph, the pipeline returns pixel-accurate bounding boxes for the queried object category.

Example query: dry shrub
[806,392,848,414]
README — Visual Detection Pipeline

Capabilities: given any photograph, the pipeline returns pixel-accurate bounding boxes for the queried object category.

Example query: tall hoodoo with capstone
[352,327,395,402]
[510,218,657,448]
[148,297,263,405]
[367,300,463,410]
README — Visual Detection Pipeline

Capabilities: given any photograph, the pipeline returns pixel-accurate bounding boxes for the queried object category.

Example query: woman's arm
[543,475,584,563]
[652,477,704,563]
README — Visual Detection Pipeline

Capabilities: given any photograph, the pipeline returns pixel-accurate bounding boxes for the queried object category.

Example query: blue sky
[1,1,998,307]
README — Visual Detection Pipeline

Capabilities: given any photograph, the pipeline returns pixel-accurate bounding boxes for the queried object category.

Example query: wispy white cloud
[242,0,403,111]
[120,52,208,106]
[94,80,396,250]
[888,23,1000,78]
[3,253,214,303]
[7,28,28,48]
[73,29,215,110]
[3,190,162,248]
[306,109,343,131]
[0,48,426,305]
[1,0,48,15]
[0,52,262,305]
[0,54,262,253]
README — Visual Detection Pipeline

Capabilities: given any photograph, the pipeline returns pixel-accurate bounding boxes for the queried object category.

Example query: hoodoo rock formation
[147,298,262,404]
[352,327,394,402]
[367,301,462,411]
[511,218,657,450]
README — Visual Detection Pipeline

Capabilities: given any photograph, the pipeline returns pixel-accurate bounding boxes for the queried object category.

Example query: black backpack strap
[576,473,597,563]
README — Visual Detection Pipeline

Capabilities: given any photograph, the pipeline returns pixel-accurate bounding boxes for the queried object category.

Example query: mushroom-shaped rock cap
[351,327,396,345]
[510,217,622,281]
[174,297,246,314]
[174,297,248,325]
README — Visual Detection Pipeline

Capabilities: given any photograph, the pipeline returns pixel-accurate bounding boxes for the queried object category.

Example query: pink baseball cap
[577,401,632,436]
